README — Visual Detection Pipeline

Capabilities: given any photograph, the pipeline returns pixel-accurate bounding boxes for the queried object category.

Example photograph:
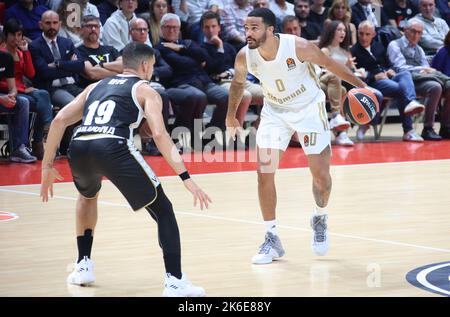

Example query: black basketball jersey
[74,75,148,141]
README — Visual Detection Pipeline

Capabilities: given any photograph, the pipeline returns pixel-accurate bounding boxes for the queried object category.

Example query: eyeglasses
[408,29,423,35]
[162,25,179,30]
[82,24,100,29]
[132,28,148,33]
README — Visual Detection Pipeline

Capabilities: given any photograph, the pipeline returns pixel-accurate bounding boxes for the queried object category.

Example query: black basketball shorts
[68,136,160,211]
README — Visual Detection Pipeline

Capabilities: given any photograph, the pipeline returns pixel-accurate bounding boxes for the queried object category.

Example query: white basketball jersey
[246,33,321,110]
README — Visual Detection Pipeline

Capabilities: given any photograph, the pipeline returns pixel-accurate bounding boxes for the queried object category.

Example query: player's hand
[183,179,212,210]
[40,167,63,202]
[226,116,241,141]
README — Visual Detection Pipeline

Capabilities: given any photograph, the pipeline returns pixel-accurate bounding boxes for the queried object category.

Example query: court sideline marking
[1,185,450,255]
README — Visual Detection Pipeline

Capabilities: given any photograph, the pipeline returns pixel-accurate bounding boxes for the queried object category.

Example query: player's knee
[257,170,275,186]
[313,171,331,188]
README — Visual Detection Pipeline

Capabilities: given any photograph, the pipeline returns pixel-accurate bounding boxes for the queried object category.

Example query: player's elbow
[51,114,70,130]
[151,129,169,141]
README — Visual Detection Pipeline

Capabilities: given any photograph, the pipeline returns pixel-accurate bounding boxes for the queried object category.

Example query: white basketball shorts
[256,90,331,155]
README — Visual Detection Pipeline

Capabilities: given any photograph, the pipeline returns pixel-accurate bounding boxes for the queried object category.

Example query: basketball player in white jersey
[226,8,367,264]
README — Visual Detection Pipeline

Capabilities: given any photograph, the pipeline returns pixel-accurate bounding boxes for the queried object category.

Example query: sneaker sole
[9,157,36,163]
[404,107,425,116]
[251,253,284,264]
[67,280,95,286]
[331,123,351,132]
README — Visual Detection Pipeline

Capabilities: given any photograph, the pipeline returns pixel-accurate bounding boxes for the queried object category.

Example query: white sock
[265,219,277,235]
[314,204,327,216]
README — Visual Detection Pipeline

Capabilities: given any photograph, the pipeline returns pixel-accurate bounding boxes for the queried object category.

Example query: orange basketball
[342,88,379,125]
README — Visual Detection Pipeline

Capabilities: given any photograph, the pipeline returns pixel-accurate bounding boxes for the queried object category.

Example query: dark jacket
[29,35,85,90]
[351,41,390,85]
[156,38,212,88]
[201,41,237,77]
[351,3,389,29]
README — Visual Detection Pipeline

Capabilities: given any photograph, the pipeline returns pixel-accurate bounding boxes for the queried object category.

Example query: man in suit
[156,13,229,150]
[351,0,389,29]
[352,20,425,142]
[29,10,92,153]
[29,10,90,108]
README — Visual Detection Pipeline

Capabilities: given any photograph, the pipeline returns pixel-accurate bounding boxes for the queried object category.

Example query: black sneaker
[421,128,442,141]
[10,144,37,163]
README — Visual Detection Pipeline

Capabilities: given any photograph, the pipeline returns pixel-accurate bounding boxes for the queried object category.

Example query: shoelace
[259,235,275,254]
[313,217,327,243]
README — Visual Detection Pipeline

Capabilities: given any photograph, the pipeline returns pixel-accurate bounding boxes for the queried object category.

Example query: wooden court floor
[1,159,449,297]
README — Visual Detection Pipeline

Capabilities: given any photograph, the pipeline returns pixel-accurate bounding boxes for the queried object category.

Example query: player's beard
[247,32,266,49]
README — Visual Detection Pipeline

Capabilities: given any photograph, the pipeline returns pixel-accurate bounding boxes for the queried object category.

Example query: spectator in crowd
[384,0,419,30]
[75,15,122,87]
[201,11,263,126]
[129,17,172,155]
[269,0,295,20]
[171,0,219,42]
[252,0,282,32]
[415,0,449,55]
[352,20,426,142]
[0,50,36,163]
[319,20,372,146]
[29,10,90,153]
[282,15,301,37]
[5,0,49,40]
[294,0,321,44]
[47,0,100,17]
[351,0,389,29]
[145,0,168,46]
[103,0,139,51]
[431,30,450,76]
[0,18,54,159]
[435,0,450,26]
[156,13,229,149]
[97,0,118,25]
[172,0,219,26]
[222,0,254,50]
[325,0,357,46]
[57,0,83,46]
[309,0,329,25]
[388,18,450,139]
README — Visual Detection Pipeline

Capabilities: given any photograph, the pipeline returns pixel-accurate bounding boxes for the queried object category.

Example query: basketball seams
[342,88,379,125]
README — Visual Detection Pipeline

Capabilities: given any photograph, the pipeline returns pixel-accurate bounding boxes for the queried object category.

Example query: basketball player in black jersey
[40,42,211,297]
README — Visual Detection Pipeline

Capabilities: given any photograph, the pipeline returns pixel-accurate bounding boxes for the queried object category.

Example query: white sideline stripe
[1,158,449,188]
[1,187,450,254]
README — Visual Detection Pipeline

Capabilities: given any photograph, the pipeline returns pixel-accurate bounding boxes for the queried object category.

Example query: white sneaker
[251,232,285,264]
[329,114,351,132]
[404,100,425,116]
[402,129,424,142]
[335,131,354,146]
[356,124,370,141]
[162,273,206,297]
[311,214,329,256]
[67,256,95,286]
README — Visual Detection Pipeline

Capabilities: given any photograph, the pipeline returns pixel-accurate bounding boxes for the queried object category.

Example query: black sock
[164,253,182,279]
[77,229,93,263]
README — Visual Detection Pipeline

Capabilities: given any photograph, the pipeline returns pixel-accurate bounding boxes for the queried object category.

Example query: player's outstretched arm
[226,48,248,140]
[40,84,94,202]
[139,85,212,210]
[296,38,367,89]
